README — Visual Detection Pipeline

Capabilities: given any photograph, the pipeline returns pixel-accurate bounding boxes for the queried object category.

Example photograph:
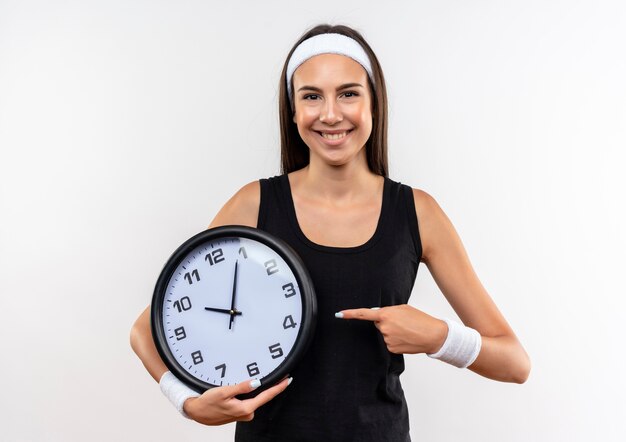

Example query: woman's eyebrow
[297,83,364,93]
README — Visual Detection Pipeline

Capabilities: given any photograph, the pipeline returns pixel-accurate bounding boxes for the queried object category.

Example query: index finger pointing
[336,308,381,321]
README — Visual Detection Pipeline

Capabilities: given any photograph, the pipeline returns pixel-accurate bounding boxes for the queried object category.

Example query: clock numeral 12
[184,269,200,284]
[246,362,260,377]
[173,296,192,312]
[191,350,203,365]
[205,248,225,266]
[265,259,279,275]
[215,363,226,378]
[269,343,284,359]
[238,247,247,259]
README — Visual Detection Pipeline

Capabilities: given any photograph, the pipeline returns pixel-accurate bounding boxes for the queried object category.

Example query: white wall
[1,1,624,440]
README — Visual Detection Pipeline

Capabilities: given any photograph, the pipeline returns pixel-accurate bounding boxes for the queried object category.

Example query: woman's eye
[343,91,359,98]
[303,94,320,100]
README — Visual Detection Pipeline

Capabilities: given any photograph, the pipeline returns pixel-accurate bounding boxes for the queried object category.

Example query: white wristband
[159,371,201,419]
[427,318,482,368]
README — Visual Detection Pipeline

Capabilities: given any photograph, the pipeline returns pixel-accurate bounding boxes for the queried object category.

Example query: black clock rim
[151,225,317,395]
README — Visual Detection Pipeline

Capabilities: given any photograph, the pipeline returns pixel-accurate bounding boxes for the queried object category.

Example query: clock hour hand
[204,306,243,316]
[229,260,239,330]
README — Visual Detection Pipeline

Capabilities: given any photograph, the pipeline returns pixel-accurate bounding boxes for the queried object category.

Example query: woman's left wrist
[428,319,449,354]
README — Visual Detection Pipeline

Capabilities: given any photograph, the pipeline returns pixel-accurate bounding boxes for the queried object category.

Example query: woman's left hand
[337,305,448,355]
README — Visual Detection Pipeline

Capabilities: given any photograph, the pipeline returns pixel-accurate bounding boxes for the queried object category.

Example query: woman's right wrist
[182,396,198,419]
[159,371,201,419]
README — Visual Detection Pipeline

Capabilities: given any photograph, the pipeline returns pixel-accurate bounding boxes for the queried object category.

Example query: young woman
[131,24,530,441]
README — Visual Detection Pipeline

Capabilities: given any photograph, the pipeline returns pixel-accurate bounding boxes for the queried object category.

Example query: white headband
[286,33,375,101]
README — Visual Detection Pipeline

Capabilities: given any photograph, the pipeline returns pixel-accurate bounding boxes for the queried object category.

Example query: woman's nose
[319,99,343,124]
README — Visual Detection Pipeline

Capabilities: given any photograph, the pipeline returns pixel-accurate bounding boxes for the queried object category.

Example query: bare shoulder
[411,188,442,219]
[209,180,261,228]
[410,187,457,264]
[411,188,436,211]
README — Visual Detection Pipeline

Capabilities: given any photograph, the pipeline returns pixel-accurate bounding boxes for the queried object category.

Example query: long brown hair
[279,24,389,177]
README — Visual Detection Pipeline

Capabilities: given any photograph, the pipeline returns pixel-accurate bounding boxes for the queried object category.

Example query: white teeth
[321,131,348,140]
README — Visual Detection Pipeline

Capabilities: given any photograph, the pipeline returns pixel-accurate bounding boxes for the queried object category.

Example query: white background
[1,1,624,441]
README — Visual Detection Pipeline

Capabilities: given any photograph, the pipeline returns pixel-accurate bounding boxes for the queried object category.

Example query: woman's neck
[291,157,382,205]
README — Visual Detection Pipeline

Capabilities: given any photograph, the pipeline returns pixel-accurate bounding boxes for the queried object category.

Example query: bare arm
[414,188,531,383]
[129,181,290,423]
[129,181,261,379]
[130,305,169,382]
[339,189,530,383]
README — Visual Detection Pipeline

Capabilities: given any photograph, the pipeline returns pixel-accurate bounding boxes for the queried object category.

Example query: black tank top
[235,174,423,442]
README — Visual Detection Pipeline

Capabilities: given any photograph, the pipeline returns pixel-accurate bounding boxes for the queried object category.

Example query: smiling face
[291,54,373,169]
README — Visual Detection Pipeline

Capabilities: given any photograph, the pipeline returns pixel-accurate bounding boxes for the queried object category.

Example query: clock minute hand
[229,260,239,330]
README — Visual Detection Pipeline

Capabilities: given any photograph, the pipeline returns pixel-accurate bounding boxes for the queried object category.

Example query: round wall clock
[151,225,317,396]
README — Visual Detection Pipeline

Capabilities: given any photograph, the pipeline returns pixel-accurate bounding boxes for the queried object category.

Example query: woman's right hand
[131,305,291,425]
[131,179,276,424]
[183,377,291,425]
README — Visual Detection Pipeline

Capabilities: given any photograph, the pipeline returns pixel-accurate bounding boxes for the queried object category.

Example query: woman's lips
[315,129,353,144]
[321,131,348,140]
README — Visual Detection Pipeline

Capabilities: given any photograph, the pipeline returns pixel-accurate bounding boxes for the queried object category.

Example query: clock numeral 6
[184,269,200,284]
[205,248,225,266]
[283,315,297,329]
[246,362,260,377]
[173,296,192,313]
[191,350,203,365]
[282,282,296,298]
[215,363,226,378]
[174,326,186,340]
[269,343,284,359]
[265,259,279,275]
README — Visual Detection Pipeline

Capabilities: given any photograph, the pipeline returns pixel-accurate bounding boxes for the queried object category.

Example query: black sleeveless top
[235,174,423,442]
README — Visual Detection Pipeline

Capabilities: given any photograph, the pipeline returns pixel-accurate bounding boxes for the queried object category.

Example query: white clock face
[161,236,303,386]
